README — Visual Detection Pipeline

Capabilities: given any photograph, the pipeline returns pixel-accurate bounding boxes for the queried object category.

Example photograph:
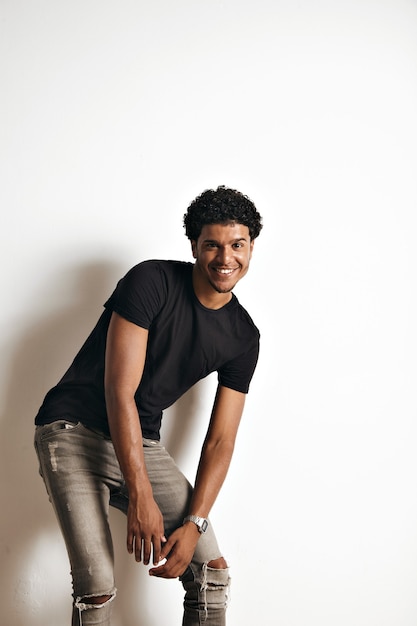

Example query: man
[34,185,263,625]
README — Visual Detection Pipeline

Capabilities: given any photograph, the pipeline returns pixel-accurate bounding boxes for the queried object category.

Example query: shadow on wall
[0,258,200,625]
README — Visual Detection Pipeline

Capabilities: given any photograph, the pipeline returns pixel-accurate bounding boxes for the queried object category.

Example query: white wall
[1,1,417,624]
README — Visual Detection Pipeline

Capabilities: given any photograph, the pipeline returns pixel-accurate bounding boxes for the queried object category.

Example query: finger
[152,537,162,566]
[149,562,171,578]
[134,535,143,562]
[143,538,152,565]
[127,529,134,555]
[159,536,174,561]
[149,560,181,579]
[150,553,183,579]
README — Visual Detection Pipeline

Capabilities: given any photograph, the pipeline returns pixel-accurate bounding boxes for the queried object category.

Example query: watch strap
[183,515,209,533]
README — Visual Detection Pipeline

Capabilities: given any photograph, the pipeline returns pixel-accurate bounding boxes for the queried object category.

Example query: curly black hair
[183,185,263,241]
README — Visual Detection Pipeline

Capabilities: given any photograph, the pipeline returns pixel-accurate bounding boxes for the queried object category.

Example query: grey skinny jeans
[34,420,230,625]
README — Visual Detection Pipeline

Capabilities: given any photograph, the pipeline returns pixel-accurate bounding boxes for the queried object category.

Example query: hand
[148,523,200,579]
[127,497,166,566]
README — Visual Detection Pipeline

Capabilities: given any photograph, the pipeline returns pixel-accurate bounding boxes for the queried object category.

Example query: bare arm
[104,312,165,566]
[189,384,246,517]
[150,384,246,578]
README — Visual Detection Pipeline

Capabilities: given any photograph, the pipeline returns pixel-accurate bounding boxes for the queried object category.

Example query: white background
[1,1,417,624]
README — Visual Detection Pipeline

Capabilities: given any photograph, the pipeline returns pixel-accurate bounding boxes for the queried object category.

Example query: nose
[217,246,232,265]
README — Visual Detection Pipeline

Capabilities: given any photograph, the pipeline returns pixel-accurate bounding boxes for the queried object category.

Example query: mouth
[211,267,238,279]
[206,266,240,294]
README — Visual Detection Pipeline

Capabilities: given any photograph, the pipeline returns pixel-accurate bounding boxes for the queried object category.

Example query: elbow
[204,437,235,462]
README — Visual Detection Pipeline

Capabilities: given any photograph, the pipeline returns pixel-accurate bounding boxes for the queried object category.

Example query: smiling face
[191,222,254,308]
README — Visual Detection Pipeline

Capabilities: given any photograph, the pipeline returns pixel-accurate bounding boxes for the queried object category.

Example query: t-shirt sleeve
[104,261,166,329]
[217,334,260,394]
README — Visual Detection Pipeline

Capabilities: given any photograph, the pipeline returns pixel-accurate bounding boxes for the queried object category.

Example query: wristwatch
[183,515,209,533]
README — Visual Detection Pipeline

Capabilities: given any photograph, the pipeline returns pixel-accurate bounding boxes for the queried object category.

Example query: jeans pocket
[35,419,80,442]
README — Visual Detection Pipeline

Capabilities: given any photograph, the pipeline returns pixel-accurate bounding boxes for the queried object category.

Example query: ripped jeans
[34,420,230,625]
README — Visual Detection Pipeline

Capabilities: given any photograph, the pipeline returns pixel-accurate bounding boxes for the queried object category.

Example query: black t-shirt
[35,260,260,439]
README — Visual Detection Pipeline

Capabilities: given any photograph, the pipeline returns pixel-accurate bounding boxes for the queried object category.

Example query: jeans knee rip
[201,562,230,590]
[194,562,231,617]
[74,588,117,612]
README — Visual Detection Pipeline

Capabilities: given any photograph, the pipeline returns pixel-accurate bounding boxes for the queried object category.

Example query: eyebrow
[202,237,248,244]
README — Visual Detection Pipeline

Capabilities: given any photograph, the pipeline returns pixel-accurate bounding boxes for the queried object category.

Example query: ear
[191,240,197,259]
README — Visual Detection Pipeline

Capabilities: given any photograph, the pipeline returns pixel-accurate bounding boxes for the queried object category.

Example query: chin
[211,282,235,294]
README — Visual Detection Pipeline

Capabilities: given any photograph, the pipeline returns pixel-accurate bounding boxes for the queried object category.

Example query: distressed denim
[34,420,230,625]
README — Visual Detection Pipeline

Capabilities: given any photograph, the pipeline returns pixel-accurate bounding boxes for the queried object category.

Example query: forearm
[105,392,152,499]
[188,437,235,518]
[188,385,245,519]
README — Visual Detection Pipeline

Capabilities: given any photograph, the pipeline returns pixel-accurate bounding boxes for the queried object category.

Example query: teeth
[217,269,233,274]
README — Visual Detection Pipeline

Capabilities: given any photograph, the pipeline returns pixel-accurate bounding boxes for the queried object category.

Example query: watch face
[201,519,208,533]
